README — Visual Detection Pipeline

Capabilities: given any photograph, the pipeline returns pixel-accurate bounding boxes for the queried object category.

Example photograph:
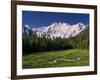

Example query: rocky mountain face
[23,22,87,39]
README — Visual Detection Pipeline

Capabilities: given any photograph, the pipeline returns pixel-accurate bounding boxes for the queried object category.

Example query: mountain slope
[22,23,89,53]
[69,27,89,49]
[23,22,87,39]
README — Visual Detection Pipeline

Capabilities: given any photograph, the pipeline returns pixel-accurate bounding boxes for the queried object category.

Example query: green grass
[22,49,89,69]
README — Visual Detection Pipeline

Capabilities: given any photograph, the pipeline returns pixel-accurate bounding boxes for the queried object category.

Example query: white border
[17,5,94,75]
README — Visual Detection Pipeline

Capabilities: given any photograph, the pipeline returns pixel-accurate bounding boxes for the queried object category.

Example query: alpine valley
[22,22,89,68]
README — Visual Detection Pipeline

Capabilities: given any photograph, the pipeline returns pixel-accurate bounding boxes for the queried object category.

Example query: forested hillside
[22,27,89,54]
[69,27,89,49]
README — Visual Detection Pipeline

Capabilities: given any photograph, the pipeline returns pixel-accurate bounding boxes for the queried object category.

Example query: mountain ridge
[23,22,87,39]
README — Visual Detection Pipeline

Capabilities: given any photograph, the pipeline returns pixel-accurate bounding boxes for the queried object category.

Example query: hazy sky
[22,11,89,28]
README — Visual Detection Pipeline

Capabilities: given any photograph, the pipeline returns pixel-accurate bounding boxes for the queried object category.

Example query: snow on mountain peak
[24,24,31,30]
[49,22,70,28]
[23,24,32,37]
[23,22,87,38]
[77,23,86,28]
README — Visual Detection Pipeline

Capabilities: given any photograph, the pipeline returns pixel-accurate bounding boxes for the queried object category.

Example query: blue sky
[22,11,89,28]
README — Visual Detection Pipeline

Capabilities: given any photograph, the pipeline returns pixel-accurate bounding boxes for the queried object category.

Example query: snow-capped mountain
[23,22,87,38]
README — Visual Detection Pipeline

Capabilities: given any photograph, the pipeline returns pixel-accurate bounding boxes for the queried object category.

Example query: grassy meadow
[22,49,89,69]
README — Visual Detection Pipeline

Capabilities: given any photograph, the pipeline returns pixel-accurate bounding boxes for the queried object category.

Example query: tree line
[23,28,89,54]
